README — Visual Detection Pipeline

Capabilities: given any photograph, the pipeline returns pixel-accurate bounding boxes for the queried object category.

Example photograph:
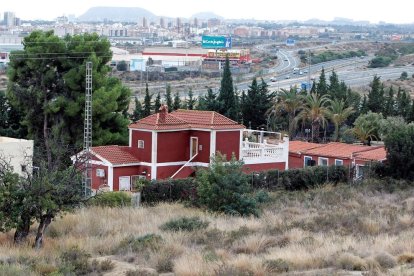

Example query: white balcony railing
[241,140,285,161]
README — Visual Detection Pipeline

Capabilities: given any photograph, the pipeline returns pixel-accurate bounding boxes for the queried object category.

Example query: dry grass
[2,181,414,275]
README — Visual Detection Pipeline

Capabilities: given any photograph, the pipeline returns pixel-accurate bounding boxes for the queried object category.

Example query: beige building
[0,136,33,176]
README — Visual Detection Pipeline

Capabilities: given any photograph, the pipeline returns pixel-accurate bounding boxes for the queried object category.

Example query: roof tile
[91,146,140,165]
[129,109,245,130]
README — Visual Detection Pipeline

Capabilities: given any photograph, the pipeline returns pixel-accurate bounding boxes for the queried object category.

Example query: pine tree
[143,83,152,117]
[316,68,328,96]
[217,56,237,120]
[165,84,173,112]
[131,98,143,121]
[173,92,181,111]
[186,88,196,110]
[383,86,395,117]
[154,92,161,113]
[408,99,414,123]
[310,80,317,94]
[396,88,410,119]
[328,70,342,99]
[360,95,369,114]
[367,75,384,113]
[242,78,259,129]
[198,88,219,111]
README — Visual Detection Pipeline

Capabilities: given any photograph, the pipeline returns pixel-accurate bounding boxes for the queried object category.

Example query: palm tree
[327,99,354,142]
[350,125,378,146]
[267,88,303,139]
[295,94,330,142]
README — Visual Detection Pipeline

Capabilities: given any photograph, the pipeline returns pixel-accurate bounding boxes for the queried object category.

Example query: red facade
[131,130,152,162]
[216,131,240,160]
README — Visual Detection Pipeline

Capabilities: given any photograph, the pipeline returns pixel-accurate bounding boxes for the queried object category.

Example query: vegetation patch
[160,216,209,232]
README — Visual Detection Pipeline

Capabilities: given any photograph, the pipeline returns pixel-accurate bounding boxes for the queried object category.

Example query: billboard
[286,38,295,46]
[202,36,232,49]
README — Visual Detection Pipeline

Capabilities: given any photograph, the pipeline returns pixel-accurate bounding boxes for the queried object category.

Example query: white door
[119,176,131,191]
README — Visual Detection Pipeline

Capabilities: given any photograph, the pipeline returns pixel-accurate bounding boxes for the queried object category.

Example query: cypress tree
[316,68,328,96]
[367,75,384,113]
[131,97,143,122]
[173,92,181,111]
[143,83,152,117]
[154,92,161,113]
[408,99,414,123]
[165,84,173,112]
[186,88,196,110]
[383,86,395,117]
[360,95,369,114]
[217,56,237,120]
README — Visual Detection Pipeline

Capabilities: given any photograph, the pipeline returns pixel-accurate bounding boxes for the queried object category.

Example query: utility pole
[307,50,311,94]
[83,62,93,197]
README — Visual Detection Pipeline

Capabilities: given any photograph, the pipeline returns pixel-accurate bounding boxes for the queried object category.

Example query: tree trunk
[14,214,31,244]
[334,123,339,142]
[34,214,53,249]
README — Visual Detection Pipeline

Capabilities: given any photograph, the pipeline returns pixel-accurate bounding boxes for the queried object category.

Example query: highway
[130,43,413,97]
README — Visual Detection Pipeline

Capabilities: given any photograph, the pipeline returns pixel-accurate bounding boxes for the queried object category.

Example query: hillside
[78,7,156,22]
[2,180,414,275]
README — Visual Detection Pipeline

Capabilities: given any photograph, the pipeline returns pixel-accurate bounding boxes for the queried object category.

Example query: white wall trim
[151,131,157,180]
[239,130,243,160]
[128,128,153,133]
[108,165,114,191]
[210,130,216,157]
[129,128,132,147]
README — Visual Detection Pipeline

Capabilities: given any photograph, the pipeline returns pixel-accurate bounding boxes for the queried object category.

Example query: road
[131,42,413,97]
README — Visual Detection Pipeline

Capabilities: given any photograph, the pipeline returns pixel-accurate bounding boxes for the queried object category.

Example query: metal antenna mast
[83,62,93,197]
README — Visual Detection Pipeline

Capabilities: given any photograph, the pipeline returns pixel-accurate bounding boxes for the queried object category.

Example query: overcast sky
[2,0,413,24]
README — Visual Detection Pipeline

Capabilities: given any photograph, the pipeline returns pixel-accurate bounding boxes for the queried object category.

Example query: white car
[285,75,290,79]
[270,77,277,82]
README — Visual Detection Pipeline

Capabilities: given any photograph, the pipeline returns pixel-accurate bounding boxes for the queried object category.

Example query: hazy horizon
[2,0,413,24]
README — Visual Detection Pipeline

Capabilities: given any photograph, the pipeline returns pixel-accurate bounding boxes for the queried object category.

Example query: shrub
[125,268,157,276]
[90,192,131,207]
[251,165,349,191]
[160,216,209,232]
[374,252,397,269]
[197,153,260,216]
[264,259,290,273]
[336,253,367,271]
[397,253,414,264]
[116,234,163,253]
[59,246,91,275]
[99,259,115,272]
[141,178,197,204]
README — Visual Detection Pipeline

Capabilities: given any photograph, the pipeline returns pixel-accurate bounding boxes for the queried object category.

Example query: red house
[288,141,386,177]
[80,106,289,192]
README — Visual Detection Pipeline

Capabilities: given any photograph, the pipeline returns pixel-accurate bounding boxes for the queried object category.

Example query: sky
[2,0,413,24]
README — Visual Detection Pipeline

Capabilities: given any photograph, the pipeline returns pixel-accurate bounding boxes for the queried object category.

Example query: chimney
[159,105,168,123]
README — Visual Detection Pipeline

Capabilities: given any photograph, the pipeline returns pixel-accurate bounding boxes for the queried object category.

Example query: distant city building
[56,16,69,25]
[176,17,182,31]
[159,17,165,28]
[4,12,15,27]
[142,17,147,28]
[207,18,221,28]
[193,17,198,28]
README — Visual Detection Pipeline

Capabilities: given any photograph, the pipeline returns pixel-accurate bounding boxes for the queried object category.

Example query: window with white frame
[138,140,144,149]
[335,159,343,166]
[304,156,312,167]
[318,157,328,166]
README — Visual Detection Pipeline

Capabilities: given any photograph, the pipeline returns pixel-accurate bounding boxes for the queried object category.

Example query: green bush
[197,154,261,216]
[116,234,163,253]
[264,259,290,273]
[59,246,91,275]
[160,216,209,232]
[251,165,349,191]
[141,178,197,204]
[90,192,131,207]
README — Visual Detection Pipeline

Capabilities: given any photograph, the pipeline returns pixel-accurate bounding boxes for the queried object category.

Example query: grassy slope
[2,180,414,275]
